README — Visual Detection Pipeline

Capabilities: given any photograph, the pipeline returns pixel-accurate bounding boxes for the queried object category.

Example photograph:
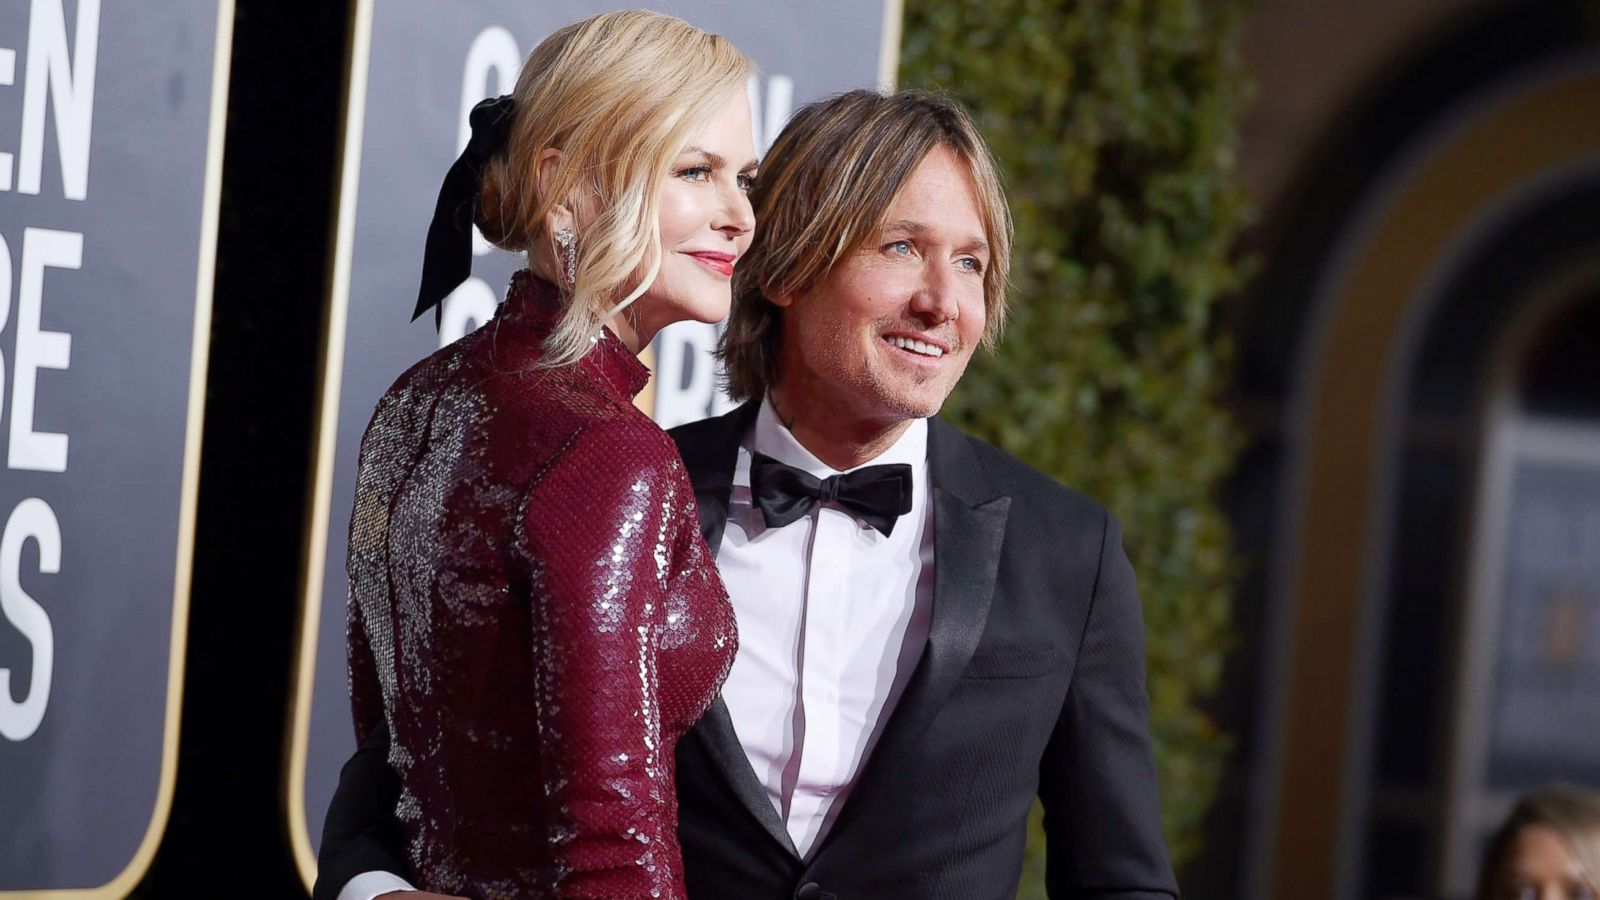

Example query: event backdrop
[286,0,903,884]
[0,0,231,894]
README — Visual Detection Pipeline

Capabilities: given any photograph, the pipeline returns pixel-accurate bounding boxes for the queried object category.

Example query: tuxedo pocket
[961,646,1059,679]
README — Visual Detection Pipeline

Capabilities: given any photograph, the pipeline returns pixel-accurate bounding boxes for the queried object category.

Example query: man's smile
[880,332,949,362]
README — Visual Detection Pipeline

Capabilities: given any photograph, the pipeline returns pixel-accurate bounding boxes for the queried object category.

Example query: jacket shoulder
[665,403,752,450]
[665,412,726,452]
[949,423,1112,533]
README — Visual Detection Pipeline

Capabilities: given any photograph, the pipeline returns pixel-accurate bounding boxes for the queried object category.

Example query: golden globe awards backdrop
[286,0,903,884]
[0,0,231,894]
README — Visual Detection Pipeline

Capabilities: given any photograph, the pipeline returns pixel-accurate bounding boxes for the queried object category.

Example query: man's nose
[909,262,961,324]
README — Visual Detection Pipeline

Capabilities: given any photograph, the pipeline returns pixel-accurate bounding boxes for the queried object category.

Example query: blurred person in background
[320,86,1176,900]
[318,10,757,900]
[1476,786,1600,900]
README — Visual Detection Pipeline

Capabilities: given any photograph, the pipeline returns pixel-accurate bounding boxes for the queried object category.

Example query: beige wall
[1239,0,1507,213]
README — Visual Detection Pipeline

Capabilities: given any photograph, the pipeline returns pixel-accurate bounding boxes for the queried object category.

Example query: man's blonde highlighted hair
[718,89,1012,402]
[475,10,753,367]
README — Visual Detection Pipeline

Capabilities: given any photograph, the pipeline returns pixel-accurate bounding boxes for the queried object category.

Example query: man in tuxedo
[317,89,1178,900]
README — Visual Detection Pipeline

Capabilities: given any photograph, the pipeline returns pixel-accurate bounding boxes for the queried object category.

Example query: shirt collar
[746,395,928,480]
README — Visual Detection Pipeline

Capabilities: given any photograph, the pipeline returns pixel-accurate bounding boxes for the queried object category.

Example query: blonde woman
[335,11,756,899]
[1477,786,1600,900]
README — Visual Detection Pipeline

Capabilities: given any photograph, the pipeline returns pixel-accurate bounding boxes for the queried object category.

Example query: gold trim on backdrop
[284,0,377,888]
[1267,65,1600,899]
[878,0,904,93]
[3,0,236,896]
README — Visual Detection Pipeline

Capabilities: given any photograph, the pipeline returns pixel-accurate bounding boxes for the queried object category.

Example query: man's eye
[885,240,912,255]
[958,257,984,274]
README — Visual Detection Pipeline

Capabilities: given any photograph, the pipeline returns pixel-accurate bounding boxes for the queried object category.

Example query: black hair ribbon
[412,94,517,327]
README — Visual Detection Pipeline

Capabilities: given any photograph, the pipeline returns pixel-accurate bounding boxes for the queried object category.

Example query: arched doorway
[1214,2,1600,895]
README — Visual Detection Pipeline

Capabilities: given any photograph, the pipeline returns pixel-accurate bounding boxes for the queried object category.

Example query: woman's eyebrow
[680,147,724,167]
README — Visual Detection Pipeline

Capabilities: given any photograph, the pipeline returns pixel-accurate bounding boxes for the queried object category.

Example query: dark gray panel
[0,0,221,890]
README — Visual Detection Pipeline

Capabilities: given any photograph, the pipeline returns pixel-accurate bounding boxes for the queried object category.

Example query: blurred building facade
[1198,1,1600,897]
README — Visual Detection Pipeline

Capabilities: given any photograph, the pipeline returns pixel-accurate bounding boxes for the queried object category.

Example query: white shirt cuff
[336,870,417,900]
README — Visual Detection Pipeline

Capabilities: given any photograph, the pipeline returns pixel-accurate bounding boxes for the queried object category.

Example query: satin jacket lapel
[670,401,799,857]
[672,400,758,549]
[693,697,801,858]
[814,416,1010,857]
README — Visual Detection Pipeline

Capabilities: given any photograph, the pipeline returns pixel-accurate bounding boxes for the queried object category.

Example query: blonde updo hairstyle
[476,10,753,366]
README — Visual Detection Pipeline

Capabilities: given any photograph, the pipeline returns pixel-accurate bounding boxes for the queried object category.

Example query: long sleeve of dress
[519,421,690,900]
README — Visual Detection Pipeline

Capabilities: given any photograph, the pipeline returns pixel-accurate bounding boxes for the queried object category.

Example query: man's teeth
[886,336,944,358]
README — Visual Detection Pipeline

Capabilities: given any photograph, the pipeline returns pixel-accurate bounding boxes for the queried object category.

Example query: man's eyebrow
[882,219,990,253]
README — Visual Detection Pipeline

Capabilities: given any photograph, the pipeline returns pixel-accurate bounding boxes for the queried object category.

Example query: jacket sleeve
[312,719,411,900]
[518,423,687,900]
[1038,511,1180,899]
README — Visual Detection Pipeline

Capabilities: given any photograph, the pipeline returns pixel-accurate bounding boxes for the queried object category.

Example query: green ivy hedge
[899,1,1254,891]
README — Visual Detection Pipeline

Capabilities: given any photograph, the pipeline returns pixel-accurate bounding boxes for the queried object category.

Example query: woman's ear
[534,148,574,238]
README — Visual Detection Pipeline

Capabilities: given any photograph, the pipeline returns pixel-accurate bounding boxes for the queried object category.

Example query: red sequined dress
[345,271,736,899]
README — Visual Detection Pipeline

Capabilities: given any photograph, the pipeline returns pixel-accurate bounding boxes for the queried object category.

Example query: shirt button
[794,883,822,900]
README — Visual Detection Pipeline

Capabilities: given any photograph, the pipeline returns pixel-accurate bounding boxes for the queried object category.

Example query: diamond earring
[554,227,576,287]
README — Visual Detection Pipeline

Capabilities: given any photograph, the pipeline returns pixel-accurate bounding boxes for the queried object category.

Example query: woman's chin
[637,273,731,328]
[691,304,731,326]
[679,290,733,326]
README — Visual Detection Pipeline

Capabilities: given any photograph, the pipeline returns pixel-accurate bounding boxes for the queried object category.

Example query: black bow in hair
[412,95,517,327]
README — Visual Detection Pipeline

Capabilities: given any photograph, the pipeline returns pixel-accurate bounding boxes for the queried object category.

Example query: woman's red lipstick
[686,250,736,277]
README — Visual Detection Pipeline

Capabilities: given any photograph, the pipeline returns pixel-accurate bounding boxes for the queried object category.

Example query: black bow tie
[749,451,913,537]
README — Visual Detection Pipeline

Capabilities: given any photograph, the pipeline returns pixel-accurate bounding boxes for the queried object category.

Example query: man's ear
[766,286,798,309]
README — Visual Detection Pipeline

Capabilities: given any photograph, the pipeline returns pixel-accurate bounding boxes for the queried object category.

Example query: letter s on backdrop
[0,497,58,741]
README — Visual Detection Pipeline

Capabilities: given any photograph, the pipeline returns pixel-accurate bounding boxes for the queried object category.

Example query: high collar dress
[345,272,736,899]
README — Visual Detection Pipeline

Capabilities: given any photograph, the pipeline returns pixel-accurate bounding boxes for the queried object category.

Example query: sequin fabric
[346,272,735,899]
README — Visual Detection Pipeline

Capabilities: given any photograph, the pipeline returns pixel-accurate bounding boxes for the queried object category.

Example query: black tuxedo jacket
[314,403,1178,900]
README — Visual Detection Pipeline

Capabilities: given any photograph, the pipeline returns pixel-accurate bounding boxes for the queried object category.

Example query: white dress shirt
[717,399,933,858]
[342,399,933,896]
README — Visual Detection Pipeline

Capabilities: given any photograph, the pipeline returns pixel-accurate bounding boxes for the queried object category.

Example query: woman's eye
[677,165,712,182]
[737,173,756,191]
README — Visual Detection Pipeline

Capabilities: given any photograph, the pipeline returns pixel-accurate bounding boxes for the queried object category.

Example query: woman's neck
[526,254,654,354]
